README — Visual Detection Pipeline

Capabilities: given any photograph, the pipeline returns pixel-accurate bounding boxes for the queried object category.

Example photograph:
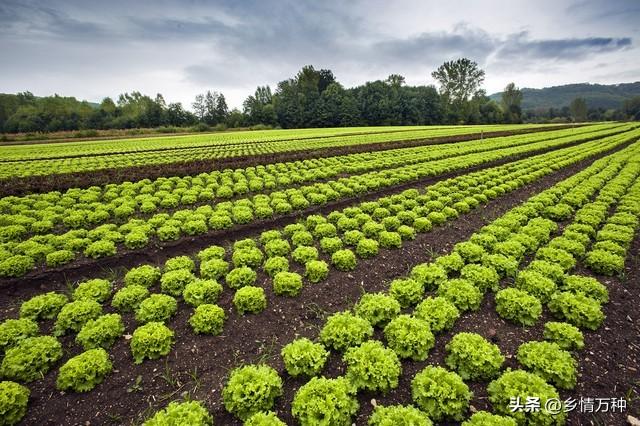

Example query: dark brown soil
[3,130,633,292]
[5,142,638,425]
[0,125,579,196]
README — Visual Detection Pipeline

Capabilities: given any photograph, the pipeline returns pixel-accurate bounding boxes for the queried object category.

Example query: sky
[1,0,638,110]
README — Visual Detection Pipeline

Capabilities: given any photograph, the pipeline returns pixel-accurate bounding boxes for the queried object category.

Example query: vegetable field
[0,123,639,425]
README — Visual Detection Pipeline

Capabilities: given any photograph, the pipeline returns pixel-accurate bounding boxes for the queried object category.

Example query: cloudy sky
[1,0,638,109]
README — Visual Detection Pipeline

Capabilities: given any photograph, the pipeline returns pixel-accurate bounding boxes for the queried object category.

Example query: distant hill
[490,82,640,110]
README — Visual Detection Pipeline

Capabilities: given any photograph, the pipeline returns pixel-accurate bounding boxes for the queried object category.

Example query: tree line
[1,58,638,134]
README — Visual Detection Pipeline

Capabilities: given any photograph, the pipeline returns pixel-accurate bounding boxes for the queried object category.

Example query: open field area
[1,123,639,426]
[0,123,640,425]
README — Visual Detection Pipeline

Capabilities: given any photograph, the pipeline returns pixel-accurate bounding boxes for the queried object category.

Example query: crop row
[0,139,636,424]
[0,123,619,237]
[0,125,563,179]
[2,127,637,278]
[0,124,543,162]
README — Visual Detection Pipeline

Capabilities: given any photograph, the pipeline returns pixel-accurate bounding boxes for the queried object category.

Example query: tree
[243,86,277,125]
[569,97,588,122]
[385,74,406,89]
[501,82,523,123]
[192,94,206,121]
[431,58,485,104]
[623,96,640,121]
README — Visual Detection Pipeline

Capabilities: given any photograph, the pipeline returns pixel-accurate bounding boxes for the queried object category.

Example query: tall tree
[431,58,485,104]
[501,82,523,123]
[569,97,588,122]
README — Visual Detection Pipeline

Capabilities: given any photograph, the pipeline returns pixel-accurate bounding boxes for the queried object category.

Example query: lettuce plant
[543,321,585,351]
[143,400,212,426]
[83,240,116,259]
[437,279,483,312]
[561,275,608,303]
[0,380,30,425]
[411,366,472,421]
[547,291,604,330]
[73,278,112,303]
[383,315,434,361]
[356,238,379,259]
[76,313,124,350]
[112,284,149,312]
[517,341,577,389]
[54,299,102,336]
[160,269,195,296]
[494,288,542,326]
[244,411,286,426]
[136,294,178,323]
[273,271,303,296]
[281,338,329,377]
[355,293,401,327]
[124,265,161,287]
[189,304,226,335]
[0,336,63,382]
[331,249,357,271]
[344,340,401,392]
[20,292,68,321]
[320,311,373,351]
[445,332,504,380]
[164,255,195,272]
[514,270,556,303]
[292,246,319,264]
[56,348,112,392]
[0,255,34,278]
[291,377,358,426]
[233,286,266,315]
[414,297,460,332]
[130,321,174,364]
[585,249,625,276]
[378,231,402,249]
[460,264,500,292]
[321,237,343,254]
[461,411,516,426]
[409,263,447,290]
[199,258,229,280]
[368,404,432,426]
[0,318,39,353]
[222,364,282,420]
[226,266,257,289]
[263,256,289,277]
[305,260,329,283]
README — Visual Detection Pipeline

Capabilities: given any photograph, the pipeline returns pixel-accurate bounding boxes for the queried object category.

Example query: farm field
[0,123,639,425]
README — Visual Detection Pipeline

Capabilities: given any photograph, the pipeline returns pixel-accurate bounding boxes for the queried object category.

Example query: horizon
[1,0,639,110]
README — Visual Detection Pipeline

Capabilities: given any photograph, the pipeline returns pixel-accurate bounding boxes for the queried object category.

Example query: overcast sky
[1,0,638,109]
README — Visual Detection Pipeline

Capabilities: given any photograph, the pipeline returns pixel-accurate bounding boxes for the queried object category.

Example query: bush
[437,279,483,312]
[233,286,266,315]
[130,322,174,364]
[160,269,195,297]
[244,411,286,426]
[46,249,75,267]
[143,400,212,426]
[410,263,447,291]
[488,370,565,425]
[460,264,500,292]
[494,288,541,326]
[54,299,102,336]
[411,366,472,421]
[355,293,401,327]
[281,338,329,377]
[136,294,178,323]
[305,260,329,283]
[76,313,124,350]
[320,312,373,351]
[20,292,68,321]
[223,364,282,421]
[344,340,401,392]
[585,249,625,276]
[0,255,34,278]
[561,275,608,303]
[514,270,557,303]
[0,319,39,353]
[200,258,229,280]
[291,377,358,426]
[189,304,226,335]
[517,341,577,389]
[73,278,112,303]
[273,271,303,296]
[264,256,289,277]
[543,321,585,350]
[331,249,357,271]
[414,297,460,332]
[547,292,604,330]
[383,315,434,361]
[112,285,149,312]
[226,266,257,289]
[368,404,432,426]
[0,336,63,382]
[461,411,516,426]
[378,231,402,249]
[183,279,223,306]
[389,278,424,308]
[292,246,319,264]
[84,240,117,259]
[445,332,504,380]
[56,348,112,392]
[0,381,30,425]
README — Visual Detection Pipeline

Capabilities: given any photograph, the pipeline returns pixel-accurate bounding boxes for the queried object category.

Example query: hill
[490,82,640,110]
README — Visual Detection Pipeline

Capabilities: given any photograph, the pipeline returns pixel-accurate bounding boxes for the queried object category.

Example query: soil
[2,129,634,292]
[3,141,637,425]
[0,125,581,196]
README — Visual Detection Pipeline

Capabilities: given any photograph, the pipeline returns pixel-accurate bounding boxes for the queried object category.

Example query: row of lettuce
[0,137,637,424]
[1,125,637,279]
[0,124,543,179]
